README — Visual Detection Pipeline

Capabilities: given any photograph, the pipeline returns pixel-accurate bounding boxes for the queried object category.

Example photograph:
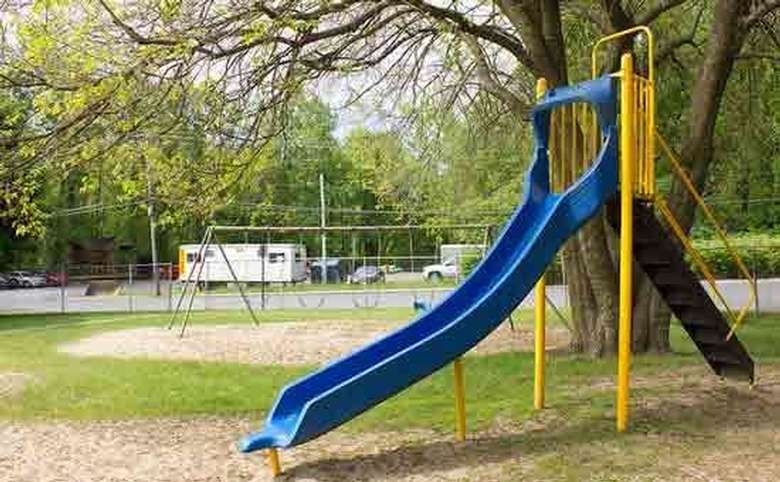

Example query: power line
[234,202,511,217]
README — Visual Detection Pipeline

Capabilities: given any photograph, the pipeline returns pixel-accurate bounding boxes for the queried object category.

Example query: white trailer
[178,243,307,283]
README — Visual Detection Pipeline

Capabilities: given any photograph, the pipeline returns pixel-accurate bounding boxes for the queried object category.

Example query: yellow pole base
[453,357,466,442]
[534,277,546,410]
[267,448,281,477]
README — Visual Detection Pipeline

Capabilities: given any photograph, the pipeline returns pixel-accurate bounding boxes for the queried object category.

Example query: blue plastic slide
[241,76,618,452]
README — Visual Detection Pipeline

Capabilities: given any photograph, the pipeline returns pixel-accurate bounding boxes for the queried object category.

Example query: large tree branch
[96,0,178,47]
[656,5,705,63]
[403,0,533,66]
[463,36,530,116]
[562,3,610,33]
[670,0,752,232]
[636,0,691,25]
[496,0,566,84]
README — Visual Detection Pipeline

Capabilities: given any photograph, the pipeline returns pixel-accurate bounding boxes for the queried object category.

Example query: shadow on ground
[284,366,780,481]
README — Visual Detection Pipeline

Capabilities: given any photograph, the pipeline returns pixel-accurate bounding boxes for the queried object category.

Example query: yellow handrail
[656,197,739,326]
[592,26,655,199]
[592,26,655,83]
[656,134,756,338]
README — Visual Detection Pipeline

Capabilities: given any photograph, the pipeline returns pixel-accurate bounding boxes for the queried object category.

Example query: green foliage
[460,252,483,277]
[1,1,777,272]
[693,234,780,278]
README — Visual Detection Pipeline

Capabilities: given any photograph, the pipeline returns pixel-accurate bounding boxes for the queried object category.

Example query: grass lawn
[2,308,779,480]
[1,307,776,431]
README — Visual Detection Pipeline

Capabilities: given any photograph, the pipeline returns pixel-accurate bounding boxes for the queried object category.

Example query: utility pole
[319,173,327,285]
[144,147,160,296]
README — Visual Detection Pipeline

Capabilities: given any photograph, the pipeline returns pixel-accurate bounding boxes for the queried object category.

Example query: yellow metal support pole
[453,357,466,441]
[534,278,546,410]
[534,77,548,411]
[267,448,281,477]
[617,53,635,433]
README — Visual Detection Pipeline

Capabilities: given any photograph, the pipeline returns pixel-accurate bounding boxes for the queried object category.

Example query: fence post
[167,262,173,312]
[60,262,66,314]
[752,244,759,316]
[261,258,266,311]
[128,263,134,313]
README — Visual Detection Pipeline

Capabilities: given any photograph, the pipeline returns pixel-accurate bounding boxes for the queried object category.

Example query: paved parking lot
[0,279,776,315]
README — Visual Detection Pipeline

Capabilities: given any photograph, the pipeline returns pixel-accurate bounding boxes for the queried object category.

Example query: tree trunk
[642,0,752,349]
[500,0,755,356]
[670,0,751,229]
[569,0,755,356]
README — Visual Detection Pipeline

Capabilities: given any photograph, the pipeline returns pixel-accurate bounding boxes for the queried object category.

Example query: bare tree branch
[462,35,530,116]
[403,0,533,66]
[743,0,780,28]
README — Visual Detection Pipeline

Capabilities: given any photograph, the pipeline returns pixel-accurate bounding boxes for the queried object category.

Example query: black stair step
[635,234,657,246]
[675,308,716,327]
[652,270,689,287]
[637,263,673,279]
[706,350,743,366]
[716,363,754,383]
[634,250,671,267]
[691,329,729,345]
[665,291,703,307]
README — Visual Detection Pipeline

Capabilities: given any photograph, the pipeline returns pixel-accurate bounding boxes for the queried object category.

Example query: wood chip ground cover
[58,320,570,366]
[0,372,30,399]
[3,367,780,481]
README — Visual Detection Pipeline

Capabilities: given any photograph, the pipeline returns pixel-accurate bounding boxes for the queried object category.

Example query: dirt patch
[0,372,31,399]
[59,320,570,366]
[0,417,523,482]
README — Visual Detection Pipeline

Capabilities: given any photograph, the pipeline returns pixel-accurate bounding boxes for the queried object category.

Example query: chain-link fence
[0,263,175,314]
[1,246,777,315]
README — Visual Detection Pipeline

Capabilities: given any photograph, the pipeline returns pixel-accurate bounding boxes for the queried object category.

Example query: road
[0,279,777,315]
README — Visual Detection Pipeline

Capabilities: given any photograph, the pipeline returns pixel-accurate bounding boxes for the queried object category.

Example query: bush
[693,234,780,279]
[459,234,779,282]
[459,250,565,283]
[460,252,483,278]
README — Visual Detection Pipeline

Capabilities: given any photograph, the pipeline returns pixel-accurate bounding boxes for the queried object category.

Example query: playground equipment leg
[534,276,546,410]
[617,53,635,433]
[267,448,281,477]
[453,357,466,441]
[534,76,548,412]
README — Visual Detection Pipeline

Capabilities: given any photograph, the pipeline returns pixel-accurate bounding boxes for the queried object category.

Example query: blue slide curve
[241,76,618,452]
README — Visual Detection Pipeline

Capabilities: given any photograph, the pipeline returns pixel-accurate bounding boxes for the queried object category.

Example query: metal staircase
[606,198,755,383]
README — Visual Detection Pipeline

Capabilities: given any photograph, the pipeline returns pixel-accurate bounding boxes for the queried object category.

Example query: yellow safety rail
[655,135,757,338]
[633,77,654,198]
[548,102,601,193]
[592,26,655,199]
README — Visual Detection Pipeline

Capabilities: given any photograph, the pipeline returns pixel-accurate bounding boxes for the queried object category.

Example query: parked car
[310,259,347,283]
[0,273,11,289]
[347,266,385,284]
[7,271,48,288]
[45,271,64,287]
[422,257,458,282]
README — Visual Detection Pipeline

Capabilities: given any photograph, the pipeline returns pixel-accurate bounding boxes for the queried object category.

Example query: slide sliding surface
[241,76,619,452]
